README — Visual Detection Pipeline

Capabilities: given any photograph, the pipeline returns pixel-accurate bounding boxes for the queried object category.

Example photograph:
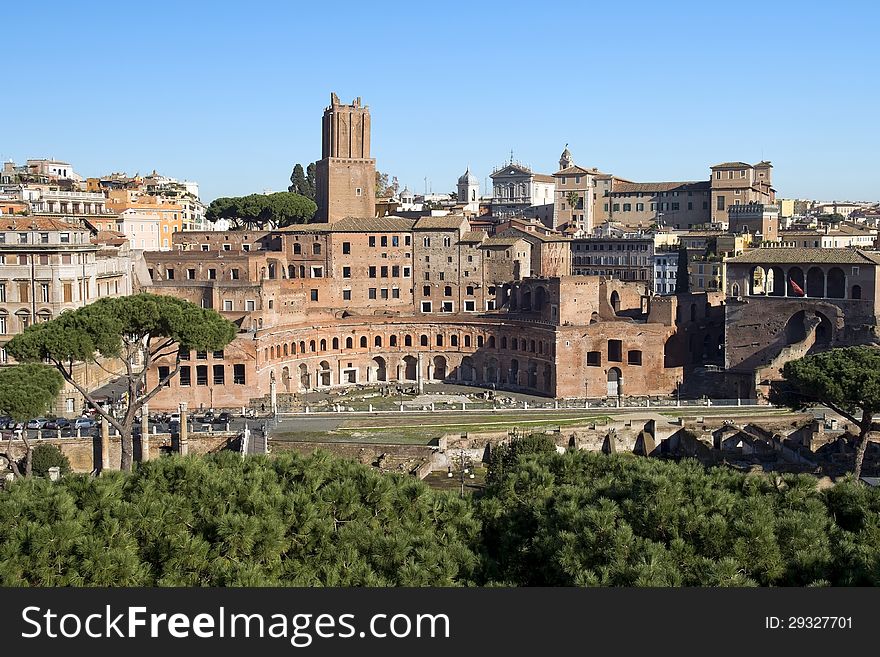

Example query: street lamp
[447,449,475,498]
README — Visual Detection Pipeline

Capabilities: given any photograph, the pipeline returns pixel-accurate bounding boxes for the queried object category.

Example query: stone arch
[360,336,368,348]
[371,356,387,382]
[806,266,825,298]
[607,367,622,397]
[508,358,520,385]
[318,360,331,387]
[788,266,805,297]
[827,267,846,299]
[460,356,475,382]
[852,284,862,300]
[769,266,785,296]
[521,287,532,312]
[485,357,499,383]
[281,366,290,393]
[332,337,339,350]
[610,290,621,313]
[750,266,766,295]
[403,355,418,381]
[298,363,309,390]
[432,355,447,380]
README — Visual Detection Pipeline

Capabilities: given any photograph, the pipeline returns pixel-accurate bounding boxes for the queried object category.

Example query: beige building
[710,161,775,225]
[0,217,142,414]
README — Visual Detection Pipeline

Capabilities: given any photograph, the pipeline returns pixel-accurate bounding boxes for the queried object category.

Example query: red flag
[790,278,805,296]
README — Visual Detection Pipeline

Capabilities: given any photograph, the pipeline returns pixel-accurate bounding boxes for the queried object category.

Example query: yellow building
[106,190,182,250]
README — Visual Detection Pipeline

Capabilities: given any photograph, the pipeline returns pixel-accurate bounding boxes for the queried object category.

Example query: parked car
[26,418,48,430]
[74,417,96,430]
[169,412,181,423]
[215,412,231,424]
[45,418,71,430]
[6,420,25,431]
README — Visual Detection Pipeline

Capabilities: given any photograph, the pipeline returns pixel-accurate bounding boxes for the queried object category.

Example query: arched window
[270,346,275,359]
[291,342,297,354]
[852,284,862,300]
[420,335,429,347]
[511,338,518,350]
[293,243,301,255]
[374,335,382,347]
[320,339,327,351]
[451,335,458,347]
[313,243,321,255]
[501,336,508,349]
[389,335,397,347]
[345,337,353,349]
[299,341,306,353]
[283,344,288,356]
[360,336,367,348]
[464,335,471,347]
[309,340,316,352]
[436,334,444,347]
[477,335,484,347]
[332,337,339,350]
[299,265,305,278]
[288,265,296,278]
[404,334,412,347]
[487,336,495,348]
[444,285,452,297]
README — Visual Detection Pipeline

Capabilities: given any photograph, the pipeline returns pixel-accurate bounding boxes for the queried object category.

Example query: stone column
[269,372,277,414]
[179,402,189,456]
[141,403,150,462]
[100,417,111,472]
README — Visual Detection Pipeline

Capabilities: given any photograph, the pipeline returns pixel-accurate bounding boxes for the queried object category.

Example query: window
[423,285,431,296]
[421,301,432,312]
[18,233,27,244]
[342,241,351,254]
[187,268,196,280]
[213,364,225,385]
[293,243,301,254]
[223,243,231,251]
[369,266,377,278]
[403,267,411,277]
[313,243,321,255]
[245,300,255,311]
[717,196,725,211]
[443,236,451,247]
[444,285,452,297]
[623,203,631,212]
[636,203,644,211]
[356,188,362,196]
[627,350,643,366]
[587,351,601,366]
[166,268,175,280]
[369,288,377,299]
[404,335,412,347]
[405,235,411,246]
[423,237,431,247]
[381,236,388,247]
[381,266,388,277]
[231,268,240,280]
[392,265,400,277]
[420,335,429,347]
[179,366,191,386]
[310,289,319,301]
[60,232,70,243]
[201,244,209,252]
[343,289,351,301]
[464,300,475,312]
[233,364,246,384]
[213,350,224,359]
[612,203,620,211]
[608,340,622,362]
[392,236,399,247]
[380,288,389,300]
[369,236,376,247]
[196,365,208,386]
[392,286,401,299]
[242,244,251,251]
[223,300,233,311]
[40,283,50,302]
[441,301,453,312]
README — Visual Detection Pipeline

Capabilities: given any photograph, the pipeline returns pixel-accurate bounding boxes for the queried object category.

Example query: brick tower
[315,93,376,222]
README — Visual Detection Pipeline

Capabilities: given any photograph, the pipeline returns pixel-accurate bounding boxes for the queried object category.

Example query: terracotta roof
[726,248,880,265]
[533,173,555,183]
[91,230,127,246]
[553,165,596,177]
[711,161,751,169]
[459,230,487,243]
[280,217,416,233]
[480,237,524,247]
[413,215,468,230]
[0,217,84,231]
[500,227,569,243]
[612,180,710,194]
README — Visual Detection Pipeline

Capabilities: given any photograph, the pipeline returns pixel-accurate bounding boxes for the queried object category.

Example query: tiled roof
[533,173,555,183]
[726,247,880,265]
[91,230,127,246]
[711,161,751,169]
[500,227,569,243]
[480,237,523,247]
[612,180,710,194]
[459,230,487,243]
[553,165,595,177]
[0,217,84,231]
[280,217,416,233]
[413,215,468,230]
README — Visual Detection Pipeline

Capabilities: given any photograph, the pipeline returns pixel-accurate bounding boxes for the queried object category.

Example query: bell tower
[315,93,377,222]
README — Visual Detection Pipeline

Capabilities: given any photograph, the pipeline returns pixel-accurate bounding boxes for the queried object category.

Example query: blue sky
[4,1,878,203]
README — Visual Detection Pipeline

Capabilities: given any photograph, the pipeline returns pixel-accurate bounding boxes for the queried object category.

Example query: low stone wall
[8,432,236,474]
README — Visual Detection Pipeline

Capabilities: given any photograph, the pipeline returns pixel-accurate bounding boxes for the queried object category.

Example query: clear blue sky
[5,1,878,203]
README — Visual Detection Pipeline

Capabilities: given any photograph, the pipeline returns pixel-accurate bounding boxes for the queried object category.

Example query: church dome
[458,167,478,185]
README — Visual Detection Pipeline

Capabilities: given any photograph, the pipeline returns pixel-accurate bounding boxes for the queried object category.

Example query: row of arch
[276,353,554,393]
[499,282,549,313]
[262,330,555,363]
[745,265,859,299]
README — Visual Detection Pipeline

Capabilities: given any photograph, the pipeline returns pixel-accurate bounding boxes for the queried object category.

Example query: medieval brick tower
[315,93,376,222]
